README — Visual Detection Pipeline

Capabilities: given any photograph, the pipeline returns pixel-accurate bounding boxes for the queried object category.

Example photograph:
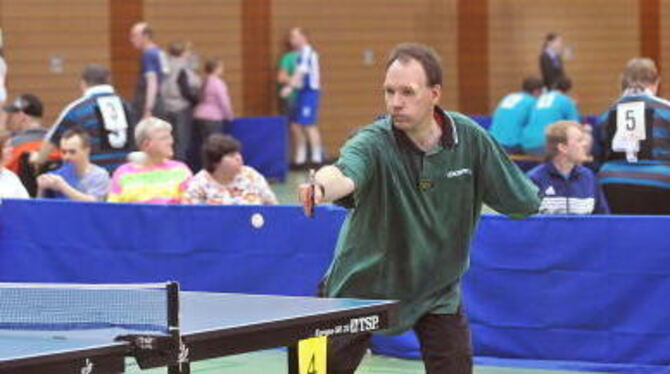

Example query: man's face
[550,37,563,53]
[5,111,23,133]
[289,29,304,49]
[144,128,174,160]
[60,135,90,166]
[1,142,10,167]
[561,126,588,164]
[383,59,440,132]
[129,25,145,49]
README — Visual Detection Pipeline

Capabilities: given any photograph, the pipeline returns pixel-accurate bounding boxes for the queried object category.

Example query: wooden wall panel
[110,0,142,100]
[144,0,243,115]
[458,0,489,114]
[640,0,660,74]
[1,0,110,127]
[242,0,272,116]
[489,0,639,116]
[272,0,458,154]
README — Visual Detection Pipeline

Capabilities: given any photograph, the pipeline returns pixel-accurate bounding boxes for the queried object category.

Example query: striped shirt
[296,45,320,91]
[597,90,670,189]
[46,85,134,174]
[527,162,609,214]
[107,160,192,204]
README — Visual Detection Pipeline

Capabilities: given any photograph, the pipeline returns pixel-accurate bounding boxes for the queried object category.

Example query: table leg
[287,344,299,374]
[168,362,191,374]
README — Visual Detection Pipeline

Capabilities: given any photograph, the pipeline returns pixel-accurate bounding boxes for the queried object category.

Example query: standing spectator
[281,27,323,167]
[527,121,609,214]
[521,76,580,155]
[108,117,191,204]
[298,43,539,374]
[277,33,299,119]
[162,41,201,162]
[192,58,234,168]
[37,128,110,202]
[596,58,670,214]
[184,133,277,205]
[539,33,566,90]
[0,136,29,199]
[34,65,134,174]
[129,22,168,120]
[489,77,544,153]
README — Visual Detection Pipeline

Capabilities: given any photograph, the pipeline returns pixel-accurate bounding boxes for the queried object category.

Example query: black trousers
[603,183,670,215]
[327,311,473,374]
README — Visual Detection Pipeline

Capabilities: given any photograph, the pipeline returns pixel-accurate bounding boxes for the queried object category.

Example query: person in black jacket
[539,33,565,90]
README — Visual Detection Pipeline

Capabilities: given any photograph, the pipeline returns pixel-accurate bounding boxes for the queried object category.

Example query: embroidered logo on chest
[446,168,472,178]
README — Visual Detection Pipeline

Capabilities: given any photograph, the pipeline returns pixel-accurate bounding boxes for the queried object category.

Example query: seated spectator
[3,94,60,195]
[37,128,110,201]
[596,58,670,214]
[0,136,29,198]
[521,76,580,155]
[34,64,134,174]
[108,117,192,204]
[3,94,55,173]
[489,77,544,154]
[527,121,609,214]
[184,133,277,205]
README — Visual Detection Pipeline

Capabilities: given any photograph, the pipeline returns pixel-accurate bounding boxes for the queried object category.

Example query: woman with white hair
[108,117,192,203]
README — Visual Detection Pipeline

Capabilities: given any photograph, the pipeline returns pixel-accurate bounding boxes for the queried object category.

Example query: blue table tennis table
[0,288,397,374]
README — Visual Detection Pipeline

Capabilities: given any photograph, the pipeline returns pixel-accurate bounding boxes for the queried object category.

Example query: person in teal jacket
[489,77,544,153]
[521,76,580,155]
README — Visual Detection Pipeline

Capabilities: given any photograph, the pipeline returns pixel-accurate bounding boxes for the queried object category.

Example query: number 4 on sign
[298,336,327,374]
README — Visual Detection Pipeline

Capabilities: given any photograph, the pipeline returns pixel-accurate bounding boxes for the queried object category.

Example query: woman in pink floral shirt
[183,134,277,205]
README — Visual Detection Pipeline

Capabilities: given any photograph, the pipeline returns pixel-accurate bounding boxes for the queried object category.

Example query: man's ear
[431,84,442,105]
[557,142,567,154]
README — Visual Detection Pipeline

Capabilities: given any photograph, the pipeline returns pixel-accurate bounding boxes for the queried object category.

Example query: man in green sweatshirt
[299,43,540,374]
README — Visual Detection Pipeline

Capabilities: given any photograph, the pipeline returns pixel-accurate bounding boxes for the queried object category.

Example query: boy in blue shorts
[281,27,323,167]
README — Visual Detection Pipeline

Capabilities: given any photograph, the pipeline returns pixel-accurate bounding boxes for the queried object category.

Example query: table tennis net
[0,283,170,334]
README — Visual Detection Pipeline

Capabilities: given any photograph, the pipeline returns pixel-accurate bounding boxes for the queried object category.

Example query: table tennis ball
[251,213,265,228]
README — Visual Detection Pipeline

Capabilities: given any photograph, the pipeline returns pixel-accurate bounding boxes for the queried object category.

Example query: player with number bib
[36,65,134,174]
[521,76,580,155]
[489,77,544,154]
[596,58,670,214]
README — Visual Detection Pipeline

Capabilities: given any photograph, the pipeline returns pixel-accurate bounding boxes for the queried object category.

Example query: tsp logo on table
[349,315,380,334]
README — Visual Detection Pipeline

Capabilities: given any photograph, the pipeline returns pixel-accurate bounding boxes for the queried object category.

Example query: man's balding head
[130,22,153,49]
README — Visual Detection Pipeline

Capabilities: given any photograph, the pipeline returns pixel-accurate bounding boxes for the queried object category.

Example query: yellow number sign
[298,336,327,374]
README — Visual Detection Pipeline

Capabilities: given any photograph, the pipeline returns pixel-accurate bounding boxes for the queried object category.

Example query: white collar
[84,85,115,97]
